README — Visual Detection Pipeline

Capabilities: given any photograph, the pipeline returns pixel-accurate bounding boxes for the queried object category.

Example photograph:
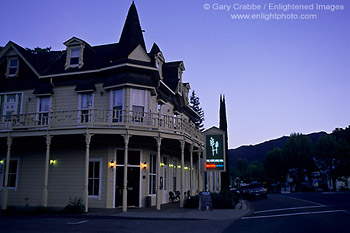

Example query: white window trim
[0,92,23,116]
[65,45,85,69]
[0,158,19,191]
[36,96,52,125]
[6,57,19,77]
[149,154,157,196]
[88,158,102,200]
[78,93,94,123]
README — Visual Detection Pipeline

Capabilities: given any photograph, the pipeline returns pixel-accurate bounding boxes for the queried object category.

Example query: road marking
[254,205,327,214]
[287,196,324,206]
[242,210,345,220]
[67,220,88,225]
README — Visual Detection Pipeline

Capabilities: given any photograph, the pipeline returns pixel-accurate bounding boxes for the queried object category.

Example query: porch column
[180,139,185,208]
[122,132,130,212]
[1,135,12,210]
[84,132,93,213]
[156,135,162,210]
[42,134,52,207]
[197,148,201,193]
[189,144,193,196]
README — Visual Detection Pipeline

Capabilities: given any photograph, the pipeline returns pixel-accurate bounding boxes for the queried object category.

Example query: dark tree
[283,133,314,191]
[189,90,204,129]
[314,135,350,191]
[25,47,52,54]
[219,95,230,190]
[264,147,287,183]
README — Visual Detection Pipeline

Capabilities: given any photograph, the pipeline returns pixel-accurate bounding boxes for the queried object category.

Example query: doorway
[115,150,140,208]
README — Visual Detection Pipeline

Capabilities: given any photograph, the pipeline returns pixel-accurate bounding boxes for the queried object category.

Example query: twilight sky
[1,0,349,149]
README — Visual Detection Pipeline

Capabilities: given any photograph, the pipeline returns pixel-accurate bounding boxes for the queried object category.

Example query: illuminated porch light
[169,164,174,168]
[184,166,189,170]
[142,161,148,170]
[160,162,165,167]
[50,160,56,165]
[109,160,115,168]
[177,165,181,169]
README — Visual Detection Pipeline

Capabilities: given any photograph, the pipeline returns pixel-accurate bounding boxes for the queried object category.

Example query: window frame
[88,158,102,199]
[69,47,81,67]
[78,92,94,123]
[110,89,124,123]
[149,154,157,195]
[1,159,19,191]
[7,57,19,77]
[36,96,51,126]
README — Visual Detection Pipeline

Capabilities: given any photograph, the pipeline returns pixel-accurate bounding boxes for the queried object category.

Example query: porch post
[1,135,12,210]
[84,132,93,212]
[189,144,193,196]
[180,138,185,208]
[197,148,201,193]
[156,135,162,210]
[42,134,52,207]
[122,132,130,212]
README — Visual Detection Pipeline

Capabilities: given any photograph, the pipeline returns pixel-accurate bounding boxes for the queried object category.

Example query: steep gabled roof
[119,1,146,57]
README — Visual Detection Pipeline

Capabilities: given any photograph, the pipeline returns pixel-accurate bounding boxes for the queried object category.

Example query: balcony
[0,109,204,141]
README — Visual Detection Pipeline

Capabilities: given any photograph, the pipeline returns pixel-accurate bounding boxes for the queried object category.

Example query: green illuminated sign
[205,133,226,172]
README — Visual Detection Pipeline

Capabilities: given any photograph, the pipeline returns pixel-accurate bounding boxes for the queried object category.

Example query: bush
[35,205,53,215]
[184,195,199,208]
[212,190,238,209]
[63,197,85,214]
[184,191,239,209]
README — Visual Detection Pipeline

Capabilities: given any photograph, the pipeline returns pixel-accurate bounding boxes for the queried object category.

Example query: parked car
[241,182,267,199]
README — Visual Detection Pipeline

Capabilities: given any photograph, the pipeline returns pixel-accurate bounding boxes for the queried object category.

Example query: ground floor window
[88,159,101,197]
[149,154,156,195]
[1,159,19,189]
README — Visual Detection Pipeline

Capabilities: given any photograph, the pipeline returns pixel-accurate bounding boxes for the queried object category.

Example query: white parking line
[254,205,327,214]
[287,196,324,206]
[67,220,88,225]
[242,210,345,220]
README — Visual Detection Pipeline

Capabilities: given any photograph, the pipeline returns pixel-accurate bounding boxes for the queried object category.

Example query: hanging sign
[204,127,226,172]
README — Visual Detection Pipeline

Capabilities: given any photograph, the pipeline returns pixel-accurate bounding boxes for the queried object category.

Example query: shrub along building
[0,3,205,212]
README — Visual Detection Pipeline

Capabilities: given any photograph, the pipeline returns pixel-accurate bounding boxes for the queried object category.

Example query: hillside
[228,132,327,168]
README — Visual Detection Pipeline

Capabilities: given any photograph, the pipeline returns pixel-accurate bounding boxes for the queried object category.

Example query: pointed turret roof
[119,2,146,56]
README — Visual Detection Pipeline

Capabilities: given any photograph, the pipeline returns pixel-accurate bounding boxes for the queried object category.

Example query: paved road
[223,192,350,233]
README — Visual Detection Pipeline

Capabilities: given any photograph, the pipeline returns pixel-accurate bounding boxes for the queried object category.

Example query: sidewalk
[84,200,250,221]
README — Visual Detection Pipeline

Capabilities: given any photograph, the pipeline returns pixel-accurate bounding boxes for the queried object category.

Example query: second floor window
[112,89,124,123]
[0,93,22,121]
[130,88,147,123]
[37,97,51,125]
[79,93,93,123]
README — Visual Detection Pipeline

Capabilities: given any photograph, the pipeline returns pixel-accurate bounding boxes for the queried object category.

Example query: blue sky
[1,0,349,148]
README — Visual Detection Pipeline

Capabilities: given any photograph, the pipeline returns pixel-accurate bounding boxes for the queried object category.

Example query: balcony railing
[0,109,204,141]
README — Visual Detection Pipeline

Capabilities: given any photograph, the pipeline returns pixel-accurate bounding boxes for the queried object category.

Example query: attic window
[70,48,80,67]
[7,57,19,77]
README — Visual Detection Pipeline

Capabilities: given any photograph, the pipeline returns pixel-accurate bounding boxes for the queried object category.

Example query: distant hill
[228,132,327,168]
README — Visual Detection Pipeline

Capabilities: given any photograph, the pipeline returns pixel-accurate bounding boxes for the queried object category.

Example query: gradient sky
[1,0,349,149]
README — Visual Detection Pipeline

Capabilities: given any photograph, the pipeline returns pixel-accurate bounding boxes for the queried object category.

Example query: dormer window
[63,37,88,70]
[7,57,19,77]
[70,48,80,66]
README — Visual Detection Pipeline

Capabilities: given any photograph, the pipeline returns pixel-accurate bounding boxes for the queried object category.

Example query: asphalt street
[223,192,350,233]
[0,192,349,233]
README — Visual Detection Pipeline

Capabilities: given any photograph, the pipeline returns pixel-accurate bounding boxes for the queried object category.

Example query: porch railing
[0,109,204,141]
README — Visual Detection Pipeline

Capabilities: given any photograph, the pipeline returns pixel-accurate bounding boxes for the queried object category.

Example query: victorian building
[0,3,205,212]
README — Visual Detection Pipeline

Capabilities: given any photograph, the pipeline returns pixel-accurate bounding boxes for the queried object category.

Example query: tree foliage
[189,90,204,129]
[264,147,287,183]
[25,47,52,54]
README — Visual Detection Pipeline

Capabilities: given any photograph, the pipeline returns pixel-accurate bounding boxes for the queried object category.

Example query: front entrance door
[115,150,140,208]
